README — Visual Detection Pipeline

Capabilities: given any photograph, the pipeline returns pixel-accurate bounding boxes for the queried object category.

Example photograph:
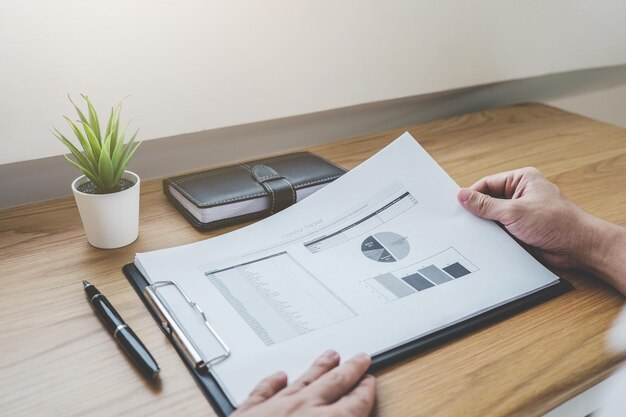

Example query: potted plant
[53,94,142,249]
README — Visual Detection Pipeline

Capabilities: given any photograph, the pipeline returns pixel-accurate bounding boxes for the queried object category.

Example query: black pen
[83,280,160,379]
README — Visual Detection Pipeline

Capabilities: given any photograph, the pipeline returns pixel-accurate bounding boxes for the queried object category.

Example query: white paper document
[135,133,560,405]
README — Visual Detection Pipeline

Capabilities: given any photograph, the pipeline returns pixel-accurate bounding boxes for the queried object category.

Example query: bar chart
[365,247,478,301]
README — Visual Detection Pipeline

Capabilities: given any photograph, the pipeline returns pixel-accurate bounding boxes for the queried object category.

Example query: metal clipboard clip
[143,281,230,371]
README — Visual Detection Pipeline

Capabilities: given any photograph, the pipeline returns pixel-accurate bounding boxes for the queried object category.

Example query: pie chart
[361,232,410,262]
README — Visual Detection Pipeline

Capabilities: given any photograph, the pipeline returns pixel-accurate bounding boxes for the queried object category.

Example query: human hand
[231,350,376,417]
[456,167,597,269]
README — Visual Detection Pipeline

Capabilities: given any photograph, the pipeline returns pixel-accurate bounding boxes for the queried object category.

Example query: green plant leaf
[107,98,127,152]
[112,129,140,181]
[80,121,102,162]
[62,116,95,164]
[105,107,115,143]
[64,155,102,187]
[111,122,129,172]
[117,119,131,146]
[53,128,82,156]
[68,95,89,126]
[111,108,120,151]
[98,142,114,191]
[64,147,92,171]
[98,133,114,190]
[53,129,95,171]
[114,102,123,143]
[114,140,141,182]
[102,131,113,156]
[65,155,105,189]
[114,129,139,177]
[68,95,95,143]
[81,94,102,143]
[122,128,139,156]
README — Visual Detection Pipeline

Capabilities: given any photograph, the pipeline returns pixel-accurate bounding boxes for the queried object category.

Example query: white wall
[2,0,626,165]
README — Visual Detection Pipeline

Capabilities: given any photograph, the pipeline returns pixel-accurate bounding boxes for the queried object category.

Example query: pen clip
[143,280,231,371]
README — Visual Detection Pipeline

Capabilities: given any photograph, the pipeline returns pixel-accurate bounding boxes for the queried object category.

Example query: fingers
[330,374,377,416]
[457,188,508,222]
[460,167,548,221]
[282,349,340,394]
[469,170,518,198]
[238,371,288,410]
[469,167,544,199]
[304,352,372,404]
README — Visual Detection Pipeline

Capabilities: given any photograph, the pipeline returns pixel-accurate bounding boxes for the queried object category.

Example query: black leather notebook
[163,152,346,230]
[122,262,573,417]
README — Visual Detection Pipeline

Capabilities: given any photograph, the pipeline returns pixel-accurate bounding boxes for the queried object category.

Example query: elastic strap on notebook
[251,164,297,214]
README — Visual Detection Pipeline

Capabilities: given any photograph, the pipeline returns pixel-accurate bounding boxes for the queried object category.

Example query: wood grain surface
[1,103,624,417]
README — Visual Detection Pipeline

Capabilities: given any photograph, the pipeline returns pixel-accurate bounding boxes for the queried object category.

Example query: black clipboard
[123,262,573,417]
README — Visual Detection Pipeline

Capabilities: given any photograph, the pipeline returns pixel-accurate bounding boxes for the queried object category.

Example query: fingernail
[354,352,371,361]
[458,188,472,204]
[322,349,338,359]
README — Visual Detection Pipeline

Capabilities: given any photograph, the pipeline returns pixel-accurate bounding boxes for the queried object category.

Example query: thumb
[457,188,508,221]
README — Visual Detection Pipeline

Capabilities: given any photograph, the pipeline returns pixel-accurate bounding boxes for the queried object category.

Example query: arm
[456,167,626,295]
[232,350,376,417]
[577,216,626,294]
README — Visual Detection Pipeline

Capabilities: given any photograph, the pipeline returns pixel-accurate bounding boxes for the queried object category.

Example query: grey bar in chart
[402,273,434,291]
[374,273,416,298]
[418,265,453,284]
[443,262,471,278]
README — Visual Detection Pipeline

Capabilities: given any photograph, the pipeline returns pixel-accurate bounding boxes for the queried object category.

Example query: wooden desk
[1,103,625,417]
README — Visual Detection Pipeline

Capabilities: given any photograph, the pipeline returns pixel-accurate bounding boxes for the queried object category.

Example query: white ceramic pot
[71,171,140,249]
